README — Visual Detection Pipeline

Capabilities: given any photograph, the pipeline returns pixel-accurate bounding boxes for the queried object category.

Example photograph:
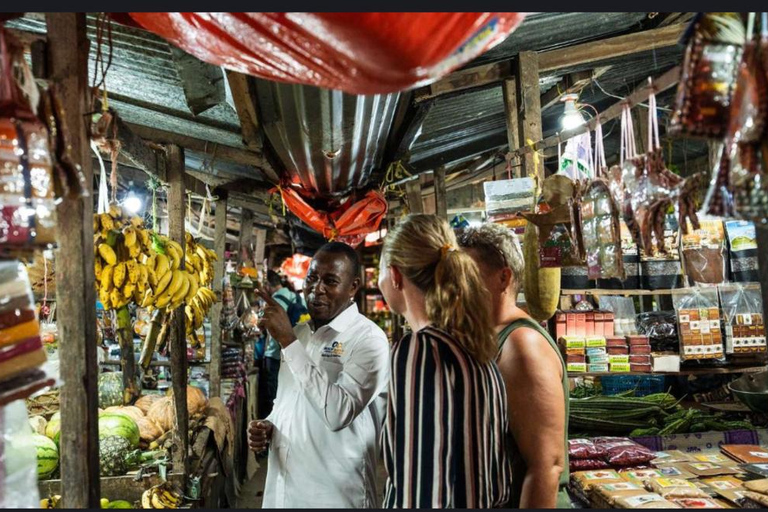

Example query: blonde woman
[378,214,511,508]
[458,224,569,509]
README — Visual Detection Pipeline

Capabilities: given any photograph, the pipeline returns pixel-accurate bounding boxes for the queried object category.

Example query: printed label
[602,482,642,491]
[583,470,619,480]
[659,466,683,476]
[749,451,768,459]
[694,454,728,463]
[624,494,664,507]
[657,478,696,488]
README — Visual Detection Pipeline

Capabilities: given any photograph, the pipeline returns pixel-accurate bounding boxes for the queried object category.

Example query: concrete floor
[235,457,389,509]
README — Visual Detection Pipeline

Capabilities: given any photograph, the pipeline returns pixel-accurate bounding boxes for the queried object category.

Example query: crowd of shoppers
[250,215,568,509]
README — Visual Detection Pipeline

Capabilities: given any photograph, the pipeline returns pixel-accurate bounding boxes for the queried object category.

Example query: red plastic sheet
[125,12,525,94]
[278,186,387,247]
[280,253,312,281]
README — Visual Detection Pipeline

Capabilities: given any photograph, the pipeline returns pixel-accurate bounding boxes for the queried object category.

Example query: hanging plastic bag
[236,293,261,340]
[558,130,593,182]
[680,219,726,285]
[123,13,526,95]
[0,400,42,508]
[718,283,767,354]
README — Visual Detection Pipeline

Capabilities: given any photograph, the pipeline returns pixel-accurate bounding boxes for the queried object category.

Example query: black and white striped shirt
[382,326,512,508]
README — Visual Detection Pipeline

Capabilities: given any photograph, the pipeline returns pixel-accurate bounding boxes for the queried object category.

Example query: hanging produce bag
[718,283,767,354]
[670,13,744,139]
[581,121,624,281]
[124,13,526,95]
[672,287,724,361]
[680,219,727,285]
[277,186,387,247]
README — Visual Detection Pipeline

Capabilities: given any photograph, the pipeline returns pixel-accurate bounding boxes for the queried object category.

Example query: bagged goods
[646,477,711,499]
[570,459,611,472]
[571,469,623,493]
[673,288,724,361]
[591,481,647,508]
[569,438,608,460]
[124,13,525,95]
[614,493,681,508]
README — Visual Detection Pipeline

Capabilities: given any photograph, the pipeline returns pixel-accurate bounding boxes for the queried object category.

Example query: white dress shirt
[263,302,390,509]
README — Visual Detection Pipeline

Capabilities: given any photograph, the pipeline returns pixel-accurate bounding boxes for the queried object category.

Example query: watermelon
[45,412,61,446]
[99,413,140,448]
[98,372,124,407]
[31,433,59,479]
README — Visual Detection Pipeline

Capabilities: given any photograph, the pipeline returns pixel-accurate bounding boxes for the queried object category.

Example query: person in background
[248,243,389,508]
[458,223,569,509]
[258,270,301,418]
[377,214,511,508]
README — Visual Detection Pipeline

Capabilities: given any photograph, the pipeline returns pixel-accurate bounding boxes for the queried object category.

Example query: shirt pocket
[319,357,344,381]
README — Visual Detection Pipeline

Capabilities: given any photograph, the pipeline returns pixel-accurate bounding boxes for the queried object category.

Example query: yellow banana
[113,262,127,289]
[138,264,149,286]
[122,227,137,247]
[141,289,155,308]
[99,213,114,232]
[128,244,142,259]
[193,303,204,329]
[171,273,190,304]
[185,305,194,326]
[163,270,184,299]
[130,216,144,229]
[98,244,117,266]
[110,288,123,309]
[99,288,111,308]
[141,490,152,509]
[154,254,171,278]
[133,286,144,304]
[185,273,199,303]
[100,265,115,291]
[150,491,167,509]
[154,269,173,296]
[126,260,139,285]
[123,282,135,300]
[93,215,100,233]
[94,257,103,281]
[139,228,151,249]
[167,240,184,257]
[147,267,158,288]
[108,203,122,219]
[154,293,172,310]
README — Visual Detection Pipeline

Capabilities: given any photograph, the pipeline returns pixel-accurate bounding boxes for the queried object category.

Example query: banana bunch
[184,231,217,287]
[141,483,182,509]
[94,205,154,311]
[40,495,61,509]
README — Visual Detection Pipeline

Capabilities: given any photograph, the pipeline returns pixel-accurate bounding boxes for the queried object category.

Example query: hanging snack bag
[724,220,759,282]
[718,283,767,354]
[581,179,624,280]
[673,287,724,361]
[681,219,726,285]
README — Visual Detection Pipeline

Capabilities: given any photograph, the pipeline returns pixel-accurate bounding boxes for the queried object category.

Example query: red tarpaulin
[125,12,525,94]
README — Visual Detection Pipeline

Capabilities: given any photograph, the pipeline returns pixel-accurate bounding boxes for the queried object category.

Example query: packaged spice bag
[673,287,725,361]
[724,220,759,282]
[681,219,726,285]
[646,477,711,499]
[718,283,767,354]
[614,493,681,509]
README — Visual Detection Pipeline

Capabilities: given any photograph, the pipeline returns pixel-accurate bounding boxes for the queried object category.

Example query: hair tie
[440,243,458,259]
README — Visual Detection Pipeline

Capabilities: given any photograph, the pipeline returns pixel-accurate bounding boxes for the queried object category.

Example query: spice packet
[591,481,647,508]
[672,497,725,508]
[714,488,749,507]
[701,475,745,491]
[742,490,768,508]
[744,478,768,494]
[614,493,681,508]
[620,468,665,484]
[720,445,768,464]
[653,450,696,465]
[682,462,740,477]
[655,464,697,480]
[741,463,768,478]
[571,469,623,492]
[693,453,738,466]
[646,477,711,499]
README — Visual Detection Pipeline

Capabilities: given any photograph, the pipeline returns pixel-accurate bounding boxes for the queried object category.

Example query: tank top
[497,317,571,509]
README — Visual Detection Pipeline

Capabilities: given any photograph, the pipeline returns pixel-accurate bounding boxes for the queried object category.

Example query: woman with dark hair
[378,214,511,508]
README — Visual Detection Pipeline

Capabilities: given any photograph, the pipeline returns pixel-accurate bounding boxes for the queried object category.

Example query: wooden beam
[515,52,544,180]
[405,179,423,214]
[509,65,681,162]
[501,77,520,178]
[225,70,263,151]
[434,167,448,220]
[125,123,279,183]
[416,23,685,101]
[209,191,227,398]
[47,13,100,509]
[166,145,189,475]
[239,209,255,267]
[540,70,598,111]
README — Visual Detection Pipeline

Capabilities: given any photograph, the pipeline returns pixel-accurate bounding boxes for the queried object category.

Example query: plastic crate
[600,375,667,397]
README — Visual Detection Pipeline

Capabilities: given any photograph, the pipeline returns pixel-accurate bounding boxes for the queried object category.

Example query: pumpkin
[135,416,163,442]
[29,415,47,436]
[134,394,163,414]
[147,397,176,432]
[98,372,124,408]
[167,386,208,416]
[45,412,61,445]
[105,406,144,423]
[98,413,140,448]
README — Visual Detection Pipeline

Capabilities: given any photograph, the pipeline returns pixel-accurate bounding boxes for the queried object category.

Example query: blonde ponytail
[382,214,497,364]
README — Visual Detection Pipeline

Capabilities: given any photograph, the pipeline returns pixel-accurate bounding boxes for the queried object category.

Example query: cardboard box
[589,354,609,364]
[586,336,607,347]
[556,312,567,340]
[594,312,605,337]
[586,311,595,336]
[567,354,587,364]
[630,363,653,372]
[608,354,630,364]
[568,362,587,373]
[567,314,577,336]
[610,362,631,372]
[630,344,652,355]
[629,354,652,364]
[604,313,615,337]
[628,335,651,346]
[606,336,628,348]
[586,347,608,357]
[576,313,587,337]
[588,363,609,373]
[652,354,681,373]
[607,346,629,355]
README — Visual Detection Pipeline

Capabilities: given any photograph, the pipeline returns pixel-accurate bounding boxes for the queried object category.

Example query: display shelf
[568,365,766,378]
[561,283,761,297]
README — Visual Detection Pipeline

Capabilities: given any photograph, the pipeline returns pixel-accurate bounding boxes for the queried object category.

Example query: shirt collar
[314,302,359,334]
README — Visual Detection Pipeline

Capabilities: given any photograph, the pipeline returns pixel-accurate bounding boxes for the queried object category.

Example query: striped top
[382,326,512,508]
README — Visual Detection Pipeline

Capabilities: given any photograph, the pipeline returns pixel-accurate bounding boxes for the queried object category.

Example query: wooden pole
[405,179,423,214]
[209,191,228,398]
[502,78,521,179]
[166,144,189,475]
[46,13,100,509]
[515,51,543,180]
[434,167,448,220]
[238,208,255,267]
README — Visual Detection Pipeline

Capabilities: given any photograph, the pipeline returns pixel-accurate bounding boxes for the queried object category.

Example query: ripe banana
[141,490,152,509]
[94,257,103,281]
[171,273,190,304]
[99,213,114,232]
[123,283,135,300]
[185,273,199,303]
[140,289,155,308]
[108,203,122,219]
[147,267,158,288]
[113,262,127,289]
[163,270,184,299]
[123,227,137,247]
[98,244,117,266]
[154,269,173,296]
[128,244,142,259]
[100,265,115,291]
[154,254,171,279]
[154,293,172,310]
[126,260,139,285]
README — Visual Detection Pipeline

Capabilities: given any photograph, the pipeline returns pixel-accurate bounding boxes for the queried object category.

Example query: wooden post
[166,145,189,475]
[238,209,254,268]
[515,52,543,180]
[46,13,100,509]
[405,179,423,214]
[209,191,228,398]
[502,78,521,179]
[254,228,267,265]
[434,167,448,220]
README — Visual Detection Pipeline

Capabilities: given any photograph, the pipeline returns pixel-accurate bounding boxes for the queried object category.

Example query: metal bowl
[728,370,768,414]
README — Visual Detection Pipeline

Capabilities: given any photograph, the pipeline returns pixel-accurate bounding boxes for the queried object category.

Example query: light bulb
[124,192,142,214]
[560,95,585,131]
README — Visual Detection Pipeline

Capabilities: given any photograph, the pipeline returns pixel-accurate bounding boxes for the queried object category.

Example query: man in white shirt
[249,242,390,508]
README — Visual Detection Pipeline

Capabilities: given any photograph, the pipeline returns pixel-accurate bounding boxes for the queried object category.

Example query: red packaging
[586,312,595,336]
[556,312,567,340]
[593,438,655,467]
[630,344,652,355]
[607,346,630,355]
[628,335,651,346]
[630,363,653,372]
[606,336,628,347]
[604,312,615,336]
[629,355,652,364]
[567,313,577,336]
[576,313,587,337]
[569,438,609,460]
[567,354,587,364]
[595,312,605,337]
[570,458,611,472]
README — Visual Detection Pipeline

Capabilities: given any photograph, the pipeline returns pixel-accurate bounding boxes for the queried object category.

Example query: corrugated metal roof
[254,80,399,200]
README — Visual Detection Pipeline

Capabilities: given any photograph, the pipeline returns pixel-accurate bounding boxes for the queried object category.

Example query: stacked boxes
[555,310,615,339]
[628,335,652,372]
